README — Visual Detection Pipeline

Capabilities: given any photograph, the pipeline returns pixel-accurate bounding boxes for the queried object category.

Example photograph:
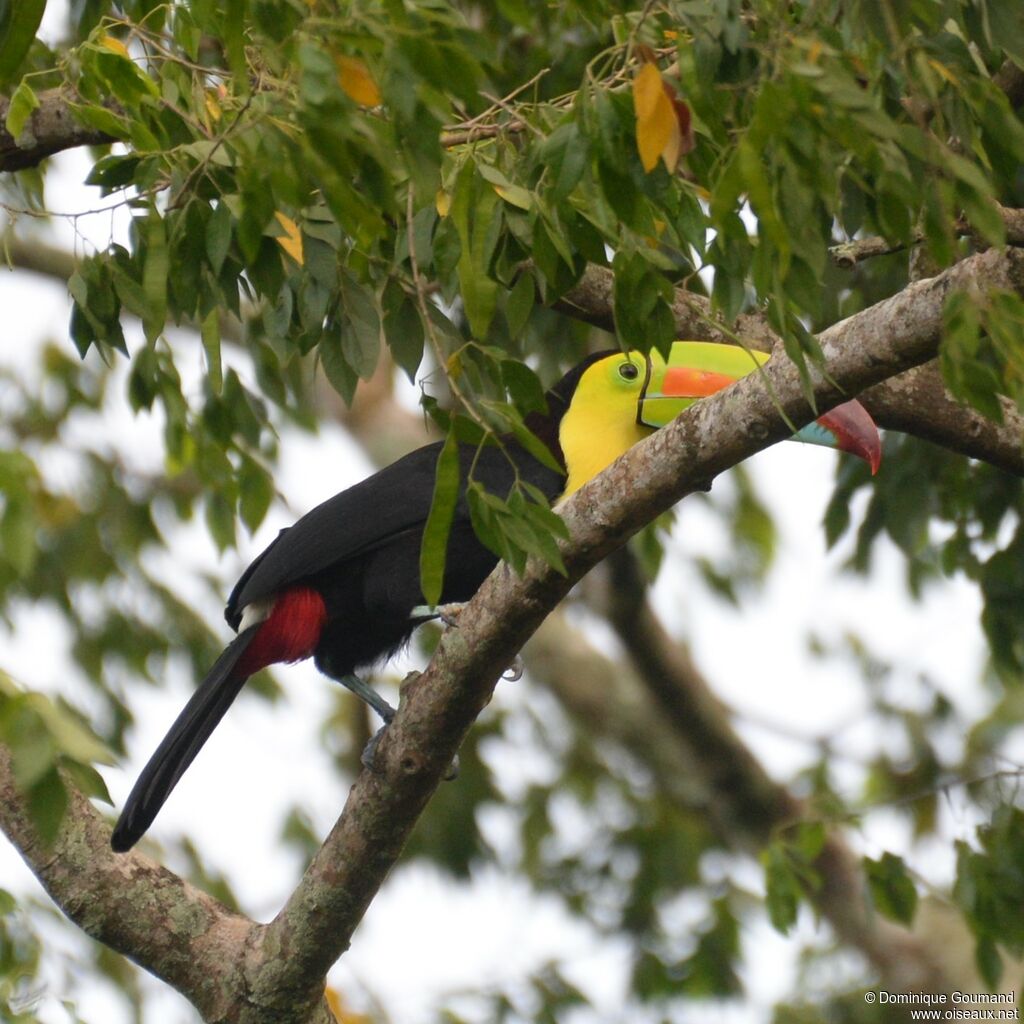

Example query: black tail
[111,627,259,852]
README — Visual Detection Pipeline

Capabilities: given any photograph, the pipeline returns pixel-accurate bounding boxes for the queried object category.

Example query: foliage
[1,0,1024,1021]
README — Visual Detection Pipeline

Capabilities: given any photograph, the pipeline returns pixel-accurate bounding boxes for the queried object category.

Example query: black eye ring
[618,362,640,381]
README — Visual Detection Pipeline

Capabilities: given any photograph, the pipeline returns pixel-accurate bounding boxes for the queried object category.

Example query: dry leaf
[204,89,222,123]
[336,55,382,107]
[633,62,678,172]
[100,35,130,57]
[274,212,304,265]
[633,64,695,173]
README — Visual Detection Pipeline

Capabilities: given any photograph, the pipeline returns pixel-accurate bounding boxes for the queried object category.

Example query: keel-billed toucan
[110,342,880,851]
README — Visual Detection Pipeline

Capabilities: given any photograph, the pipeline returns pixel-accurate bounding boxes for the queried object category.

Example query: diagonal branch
[553,261,1024,476]
[244,245,1024,1018]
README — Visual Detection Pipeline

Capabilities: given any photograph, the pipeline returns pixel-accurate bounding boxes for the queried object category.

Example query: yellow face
[558,351,654,498]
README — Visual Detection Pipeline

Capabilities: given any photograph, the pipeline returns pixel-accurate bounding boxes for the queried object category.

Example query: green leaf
[763,844,802,934]
[339,271,381,380]
[3,78,38,138]
[451,160,500,339]
[93,48,159,108]
[26,766,68,847]
[239,457,273,533]
[0,701,55,789]
[420,431,461,607]
[142,214,168,344]
[205,490,236,551]
[0,0,46,83]
[382,283,424,382]
[505,271,535,338]
[67,101,128,139]
[206,201,233,274]
[201,309,222,394]
[864,852,918,924]
[61,761,112,805]
[223,0,249,93]
[319,325,358,405]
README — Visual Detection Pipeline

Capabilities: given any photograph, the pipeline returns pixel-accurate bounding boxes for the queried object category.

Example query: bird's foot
[502,654,524,682]
[361,725,388,771]
[361,729,460,780]
[409,602,466,628]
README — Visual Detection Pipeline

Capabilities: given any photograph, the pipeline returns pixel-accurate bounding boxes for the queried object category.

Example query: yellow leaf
[633,63,678,173]
[492,183,532,210]
[660,117,682,174]
[100,35,130,57]
[928,58,959,85]
[274,212,304,265]
[205,89,222,123]
[435,190,451,217]
[336,56,382,107]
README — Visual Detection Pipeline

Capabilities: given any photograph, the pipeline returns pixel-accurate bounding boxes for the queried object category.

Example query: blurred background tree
[2,0,1024,1021]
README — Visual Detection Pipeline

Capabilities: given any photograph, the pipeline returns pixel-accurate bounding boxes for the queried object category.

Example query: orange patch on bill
[661,366,738,397]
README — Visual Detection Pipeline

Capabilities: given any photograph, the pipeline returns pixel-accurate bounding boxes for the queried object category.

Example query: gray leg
[409,602,466,627]
[336,673,396,723]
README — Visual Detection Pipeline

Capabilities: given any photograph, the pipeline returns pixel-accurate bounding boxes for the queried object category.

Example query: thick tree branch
[0,89,115,173]
[553,260,1024,476]
[245,246,1024,1018]
[0,748,335,1024]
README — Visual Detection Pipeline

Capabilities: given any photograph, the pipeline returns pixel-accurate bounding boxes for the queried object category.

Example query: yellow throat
[558,353,654,498]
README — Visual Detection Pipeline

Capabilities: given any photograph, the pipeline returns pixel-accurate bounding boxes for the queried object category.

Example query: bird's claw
[435,602,465,628]
[361,725,388,771]
[502,654,524,681]
[360,724,460,783]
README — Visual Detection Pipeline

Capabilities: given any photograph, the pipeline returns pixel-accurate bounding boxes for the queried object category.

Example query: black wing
[225,440,565,629]
[226,443,445,627]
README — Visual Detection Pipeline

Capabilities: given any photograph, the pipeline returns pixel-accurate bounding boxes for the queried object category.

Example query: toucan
[110,342,880,851]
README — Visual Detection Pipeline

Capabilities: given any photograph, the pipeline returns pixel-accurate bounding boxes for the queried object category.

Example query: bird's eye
[618,362,640,381]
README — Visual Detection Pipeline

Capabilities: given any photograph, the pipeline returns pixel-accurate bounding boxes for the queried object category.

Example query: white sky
[0,61,1003,1024]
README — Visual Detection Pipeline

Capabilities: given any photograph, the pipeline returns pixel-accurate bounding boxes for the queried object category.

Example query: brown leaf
[336,55,382,107]
[633,62,678,172]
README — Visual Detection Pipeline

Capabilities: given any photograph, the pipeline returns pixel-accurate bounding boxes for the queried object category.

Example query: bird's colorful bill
[636,341,881,474]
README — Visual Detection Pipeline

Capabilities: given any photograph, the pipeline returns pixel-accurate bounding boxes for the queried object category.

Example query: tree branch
[552,260,1024,476]
[827,205,1024,268]
[245,246,1024,1018]
[0,748,332,1024]
[0,89,115,173]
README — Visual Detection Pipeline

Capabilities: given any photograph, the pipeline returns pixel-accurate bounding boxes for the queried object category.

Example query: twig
[829,205,1024,268]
